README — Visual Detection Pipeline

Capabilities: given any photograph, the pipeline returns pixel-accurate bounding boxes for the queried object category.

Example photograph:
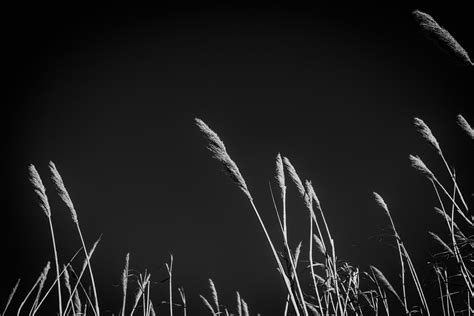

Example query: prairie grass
[2,117,472,316]
[2,9,473,316]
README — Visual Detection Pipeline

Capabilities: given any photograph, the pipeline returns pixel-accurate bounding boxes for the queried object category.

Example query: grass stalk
[49,161,100,315]
[29,165,63,316]
[166,255,174,316]
[121,253,130,316]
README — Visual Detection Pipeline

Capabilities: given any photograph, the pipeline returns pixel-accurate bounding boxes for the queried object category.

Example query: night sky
[2,3,473,315]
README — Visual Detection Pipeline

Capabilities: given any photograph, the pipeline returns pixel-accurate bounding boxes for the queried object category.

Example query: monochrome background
[2,3,473,314]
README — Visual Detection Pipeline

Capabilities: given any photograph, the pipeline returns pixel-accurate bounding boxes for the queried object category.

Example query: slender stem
[432,176,472,225]
[249,199,302,316]
[17,275,42,316]
[309,216,324,315]
[47,217,63,316]
[439,151,469,212]
[167,256,174,316]
[76,222,100,315]
[396,240,409,314]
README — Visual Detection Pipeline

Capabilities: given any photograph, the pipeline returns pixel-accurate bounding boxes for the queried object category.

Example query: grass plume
[457,114,474,139]
[195,118,252,201]
[413,10,473,66]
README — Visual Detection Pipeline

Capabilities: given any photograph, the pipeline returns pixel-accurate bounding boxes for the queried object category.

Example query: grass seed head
[122,253,130,294]
[313,234,326,254]
[63,265,72,293]
[409,154,434,179]
[275,153,286,194]
[208,278,219,311]
[28,164,51,217]
[305,180,321,210]
[200,295,215,314]
[414,117,441,153]
[49,161,78,223]
[236,291,242,316]
[413,10,473,66]
[457,114,474,139]
[373,192,389,215]
[241,298,249,316]
[429,232,454,256]
[370,265,403,305]
[282,156,305,198]
[195,118,252,201]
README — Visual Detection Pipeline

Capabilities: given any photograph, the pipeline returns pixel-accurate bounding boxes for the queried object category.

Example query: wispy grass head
[208,278,219,312]
[373,192,389,215]
[49,161,78,223]
[122,253,130,294]
[370,265,403,305]
[429,232,454,257]
[409,154,434,179]
[414,117,441,153]
[457,114,474,139]
[313,234,326,254]
[305,180,321,210]
[413,10,473,66]
[200,295,215,314]
[236,292,242,316]
[282,156,305,198]
[28,164,51,217]
[275,153,286,194]
[195,118,252,201]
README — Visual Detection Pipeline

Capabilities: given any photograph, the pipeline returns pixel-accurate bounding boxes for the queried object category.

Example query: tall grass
[2,8,472,316]
[2,118,472,315]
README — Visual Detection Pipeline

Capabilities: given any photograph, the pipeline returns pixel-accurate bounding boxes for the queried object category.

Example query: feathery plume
[294,241,303,263]
[195,118,252,201]
[122,253,130,297]
[313,234,326,254]
[241,298,249,316]
[80,237,101,274]
[414,118,441,153]
[2,279,20,315]
[409,155,434,179]
[370,265,403,305]
[457,114,474,139]
[373,192,389,216]
[121,253,130,316]
[282,157,305,198]
[63,265,72,294]
[33,261,51,309]
[208,279,219,313]
[73,273,82,315]
[236,292,242,316]
[200,295,216,315]
[29,164,51,217]
[305,180,321,210]
[49,161,78,223]
[306,302,319,314]
[429,232,454,256]
[275,153,286,194]
[131,286,144,314]
[434,207,461,233]
[413,10,473,66]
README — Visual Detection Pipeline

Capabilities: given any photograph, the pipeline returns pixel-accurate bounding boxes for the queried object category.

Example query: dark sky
[2,3,473,315]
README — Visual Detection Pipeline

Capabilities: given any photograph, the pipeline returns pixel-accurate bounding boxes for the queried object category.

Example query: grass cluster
[1,9,472,316]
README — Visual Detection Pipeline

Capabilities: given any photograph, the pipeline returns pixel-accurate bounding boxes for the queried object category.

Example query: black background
[2,2,473,315]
